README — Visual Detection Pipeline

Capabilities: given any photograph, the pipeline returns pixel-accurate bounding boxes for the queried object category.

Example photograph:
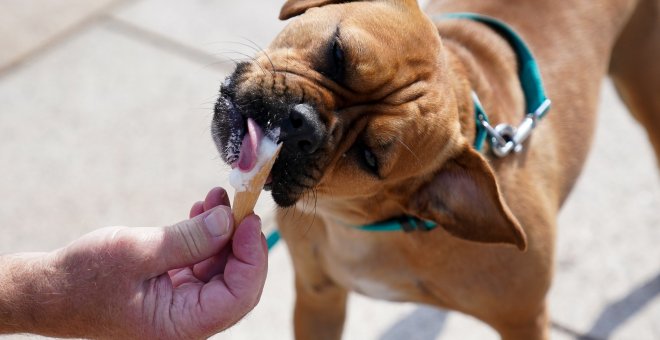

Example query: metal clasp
[476,98,551,158]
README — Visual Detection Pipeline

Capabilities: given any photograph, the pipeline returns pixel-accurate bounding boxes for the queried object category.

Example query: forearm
[0,252,59,335]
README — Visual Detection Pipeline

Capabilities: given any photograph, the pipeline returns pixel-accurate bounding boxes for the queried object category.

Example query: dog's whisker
[301,191,316,238]
[241,37,276,76]
[379,131,421,164]
[195,58,243,73]
[282,206,292,221]
[212,54,245,69]
[219,50,269,77]
[208,40,273,73]
[301,190,309,212]
[222,40,262,55]
[283,48,291,86]
[311,188,318,229]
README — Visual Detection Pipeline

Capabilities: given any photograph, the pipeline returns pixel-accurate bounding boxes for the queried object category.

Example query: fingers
[227,215,267,275]
[149,206,235,275]
[189,201,204,218]
[195,215,268,330]
[140,187,235,277]
[189,187,230,218]
[192,246,231,282]
[203,187,231,211]
[169,267,203,287]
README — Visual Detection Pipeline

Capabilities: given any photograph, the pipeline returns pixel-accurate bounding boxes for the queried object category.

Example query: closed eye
[363,147,378,173]
[354,140,380,177]
[317,27,346,83]
[332,36,345,69]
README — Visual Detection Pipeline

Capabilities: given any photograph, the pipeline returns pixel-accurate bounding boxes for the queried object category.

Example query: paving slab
[0,0,119,73]
[112,0,287,66]
[550,81,660,340]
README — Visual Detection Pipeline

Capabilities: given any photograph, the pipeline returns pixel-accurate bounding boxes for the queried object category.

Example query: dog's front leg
[277,209,348,340]
[491,304,550,340]
[293,273,348,340]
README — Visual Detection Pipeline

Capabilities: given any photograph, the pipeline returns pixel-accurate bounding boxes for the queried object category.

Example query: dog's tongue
[236,118,264,172]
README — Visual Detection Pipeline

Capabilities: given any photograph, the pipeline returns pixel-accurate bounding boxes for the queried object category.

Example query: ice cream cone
[232,144,282,225]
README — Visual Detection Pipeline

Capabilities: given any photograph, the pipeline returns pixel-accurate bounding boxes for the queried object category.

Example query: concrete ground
[0,0,658,339]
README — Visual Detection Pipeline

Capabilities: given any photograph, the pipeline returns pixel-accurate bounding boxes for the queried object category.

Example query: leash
[265,13,551,248]
[442,13,552,157]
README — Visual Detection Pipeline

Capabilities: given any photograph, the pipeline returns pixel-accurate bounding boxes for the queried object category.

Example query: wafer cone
[232,144,283,225]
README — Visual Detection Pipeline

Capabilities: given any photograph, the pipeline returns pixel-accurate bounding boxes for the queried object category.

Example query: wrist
[0,252,61,335]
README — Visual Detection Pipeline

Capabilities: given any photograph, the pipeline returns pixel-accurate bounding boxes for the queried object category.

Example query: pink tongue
[236,118,264,172]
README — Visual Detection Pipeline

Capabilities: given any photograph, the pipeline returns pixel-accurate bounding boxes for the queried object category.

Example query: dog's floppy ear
[280,0,420,20]
[409,147,527,250]
[280,0,342,20]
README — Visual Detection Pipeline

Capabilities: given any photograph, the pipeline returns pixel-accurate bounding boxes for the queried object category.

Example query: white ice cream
[229,137,279,192]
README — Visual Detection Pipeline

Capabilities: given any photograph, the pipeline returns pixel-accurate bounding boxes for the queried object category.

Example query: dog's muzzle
[213,74,330,207]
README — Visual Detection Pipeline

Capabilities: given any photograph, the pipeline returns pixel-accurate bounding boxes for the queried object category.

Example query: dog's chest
[328,258,413,301]
[322,228,424,302]
[350,276,405,300]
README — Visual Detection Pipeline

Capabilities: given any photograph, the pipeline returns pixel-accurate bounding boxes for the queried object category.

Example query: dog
[212,0,659,338]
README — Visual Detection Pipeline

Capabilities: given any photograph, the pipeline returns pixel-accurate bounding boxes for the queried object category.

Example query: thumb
[151,205,234,274]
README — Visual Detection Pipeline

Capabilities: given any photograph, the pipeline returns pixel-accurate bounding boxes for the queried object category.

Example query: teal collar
[267,13,552,247]
[355,12,552,233]
[444,13,552,155]
[357,216,436,232]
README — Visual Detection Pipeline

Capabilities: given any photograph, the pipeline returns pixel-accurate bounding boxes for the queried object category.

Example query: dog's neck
[437,20,526,149]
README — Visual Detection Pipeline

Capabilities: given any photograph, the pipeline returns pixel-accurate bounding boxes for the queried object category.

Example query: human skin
[0,187,268,339]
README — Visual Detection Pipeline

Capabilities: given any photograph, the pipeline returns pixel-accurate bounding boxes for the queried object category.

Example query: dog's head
[212,0,527,250]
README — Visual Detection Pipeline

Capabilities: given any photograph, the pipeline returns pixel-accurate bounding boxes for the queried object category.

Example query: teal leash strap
[358,216,437,232]
[265,217,438,252]
[473,96,489,151]
[438,13,550,116]
[266,230,281,251]
[358,221,407,232]
[264,218,433,253]
[436,12,551,157]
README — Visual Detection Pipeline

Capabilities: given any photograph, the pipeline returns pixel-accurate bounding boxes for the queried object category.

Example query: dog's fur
[212,0,659,338]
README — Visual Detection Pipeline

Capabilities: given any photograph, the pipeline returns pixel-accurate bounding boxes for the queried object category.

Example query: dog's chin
[269,181,302,207]
[265,157,317,207]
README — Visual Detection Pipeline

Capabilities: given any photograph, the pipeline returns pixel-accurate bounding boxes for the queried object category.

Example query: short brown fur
[220,0,659,338]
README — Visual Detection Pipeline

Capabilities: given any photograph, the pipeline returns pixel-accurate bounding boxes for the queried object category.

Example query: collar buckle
[474,90,551,158]
[488,99,551,157]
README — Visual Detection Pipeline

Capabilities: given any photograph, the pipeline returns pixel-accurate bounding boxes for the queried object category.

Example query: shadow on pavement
[580,272,660,339]
[379,305,448,340]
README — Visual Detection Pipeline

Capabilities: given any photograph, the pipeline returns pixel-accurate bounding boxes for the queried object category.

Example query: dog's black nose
[280,104,326,154]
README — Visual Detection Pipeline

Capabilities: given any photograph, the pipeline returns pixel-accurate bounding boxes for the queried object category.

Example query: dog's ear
[280,0,341,20]
[279,0,420,20]
[409,147,527,250]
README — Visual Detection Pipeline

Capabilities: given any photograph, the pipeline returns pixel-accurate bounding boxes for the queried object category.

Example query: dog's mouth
[215,93,280,190]
[216,93,245,165]
[212,74,327,207]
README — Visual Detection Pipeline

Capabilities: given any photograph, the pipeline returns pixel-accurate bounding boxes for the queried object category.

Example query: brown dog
[211,0,659,338]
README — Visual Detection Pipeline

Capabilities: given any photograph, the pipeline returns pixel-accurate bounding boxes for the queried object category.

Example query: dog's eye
[362,147,379,175]
[332,39,344,66]
[316,31,346,83]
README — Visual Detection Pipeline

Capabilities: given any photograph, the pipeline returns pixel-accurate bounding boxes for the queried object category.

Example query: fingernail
[204,208,230,237]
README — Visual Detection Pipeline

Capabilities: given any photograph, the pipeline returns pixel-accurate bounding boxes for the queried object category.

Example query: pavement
[0,1,658,339]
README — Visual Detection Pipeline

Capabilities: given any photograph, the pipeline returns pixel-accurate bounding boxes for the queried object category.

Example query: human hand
[21,187,268,339]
